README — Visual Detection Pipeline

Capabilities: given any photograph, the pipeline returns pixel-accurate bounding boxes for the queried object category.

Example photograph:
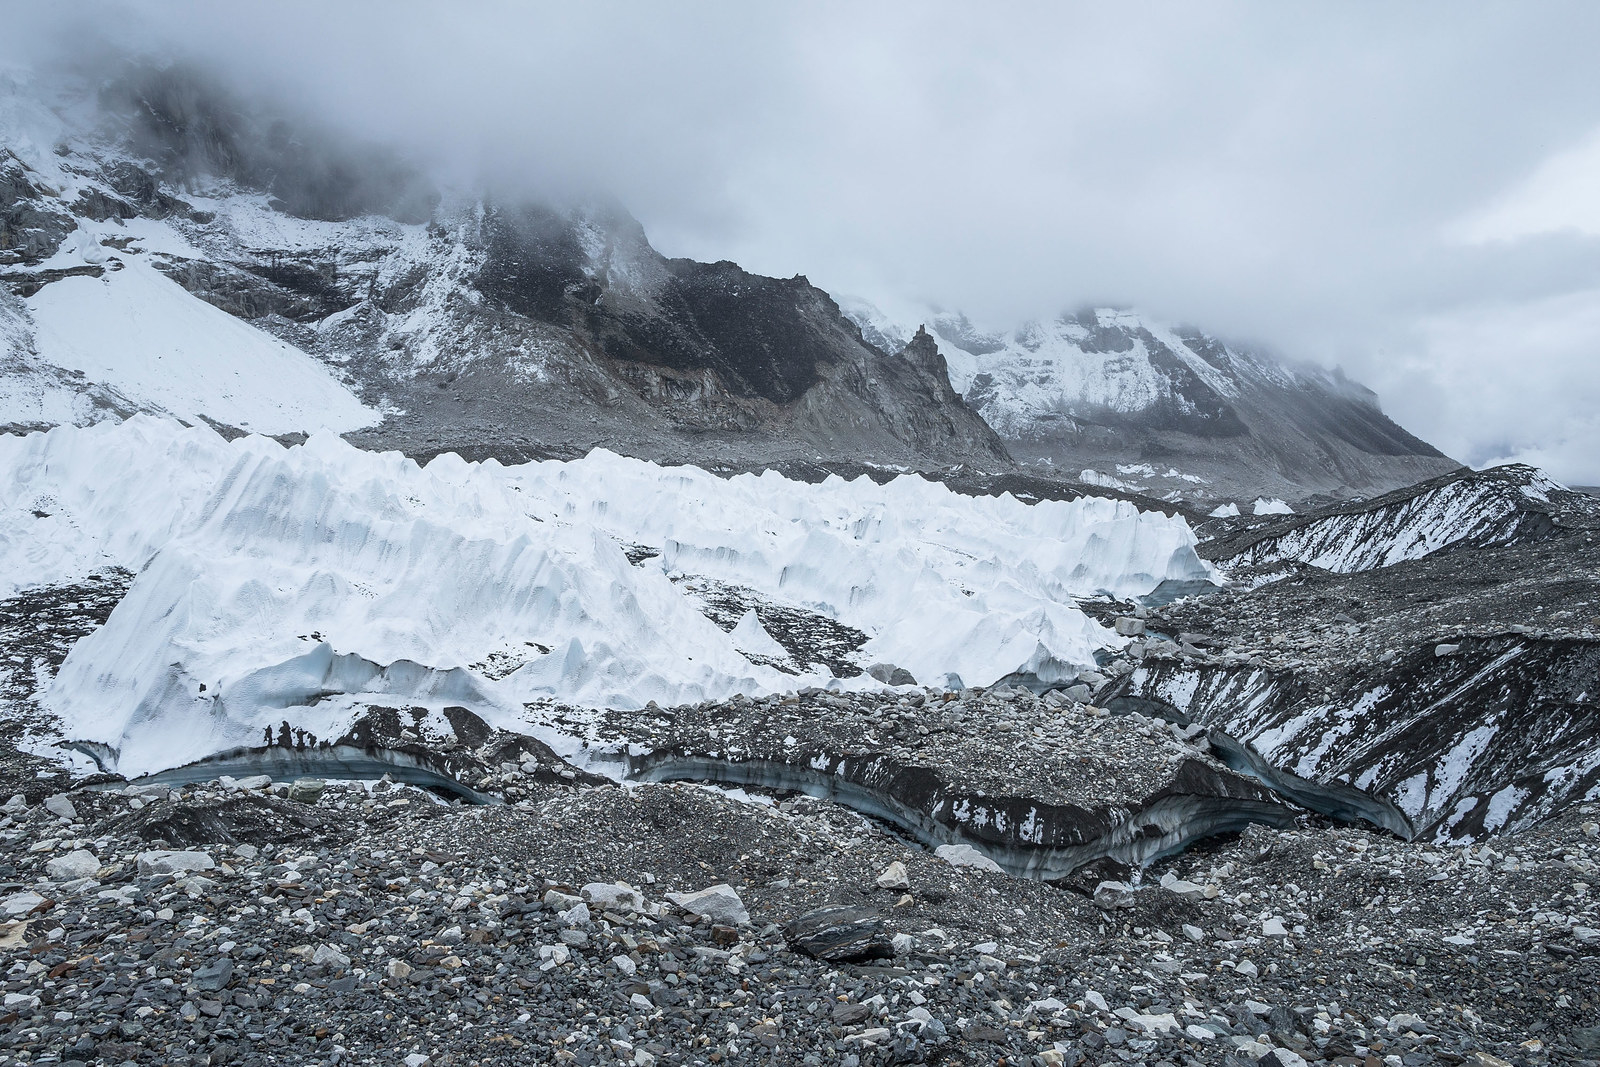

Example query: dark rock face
[1109,634,1600,842]
[1097,484,1600,843]
[102,64,440,224]
[1,150,76,265]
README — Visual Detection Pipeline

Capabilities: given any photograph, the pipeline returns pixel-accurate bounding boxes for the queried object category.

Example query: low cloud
[8,1,1600,480]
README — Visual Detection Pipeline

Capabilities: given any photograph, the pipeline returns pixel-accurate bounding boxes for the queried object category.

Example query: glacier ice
[0,418,1216,774]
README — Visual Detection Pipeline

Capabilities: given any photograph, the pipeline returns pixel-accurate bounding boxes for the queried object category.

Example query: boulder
[311,945,351,971]
[1092,880,1135,910]
[582,881,647,914]
[2,891,45,917]
[934,843,1002,873]
[867,663,918,687]
[665,883,749,925]
[45,850,100,881]
[189,958,234,992]
[1114,617,1146,637]
[136,850,215,876]
[874,861,910,890]
[42,794,78,821]
[288,778,325,803]
[783,906,895,963]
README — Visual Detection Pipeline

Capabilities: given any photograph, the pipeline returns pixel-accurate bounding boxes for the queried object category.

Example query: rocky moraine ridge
[2,686,1599,1067]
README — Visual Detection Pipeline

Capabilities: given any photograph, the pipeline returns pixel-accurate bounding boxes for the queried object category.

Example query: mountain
[843,301,1460,503]
[0,64,1007,469]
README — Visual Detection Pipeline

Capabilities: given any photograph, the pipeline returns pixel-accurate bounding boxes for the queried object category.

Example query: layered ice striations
[1206,464,1566,575]
[0,418,1215,774]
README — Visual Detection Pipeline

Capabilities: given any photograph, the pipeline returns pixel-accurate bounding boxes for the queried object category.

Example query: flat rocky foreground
[2,749,1597,1067]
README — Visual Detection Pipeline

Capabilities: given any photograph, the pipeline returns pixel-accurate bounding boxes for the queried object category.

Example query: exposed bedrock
[1103,633,1600,841]
[620,747,1297,881]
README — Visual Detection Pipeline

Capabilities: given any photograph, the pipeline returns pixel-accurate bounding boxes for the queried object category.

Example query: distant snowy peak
[840,298,1458,502]
[849,301,1373,437]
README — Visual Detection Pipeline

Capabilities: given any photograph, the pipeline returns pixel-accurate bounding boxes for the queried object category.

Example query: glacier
[0,418,1215,775]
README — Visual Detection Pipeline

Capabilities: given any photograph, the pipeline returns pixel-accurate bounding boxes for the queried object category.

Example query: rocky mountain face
[1085,466,1600,846]
[844,301,1460,504]
[0,65,1008,469]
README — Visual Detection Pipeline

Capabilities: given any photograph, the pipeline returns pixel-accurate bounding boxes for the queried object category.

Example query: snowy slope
[1205,464,1570,575]
[0,419,1214,774]
[2,66,1003,469]
[25,260,378,435]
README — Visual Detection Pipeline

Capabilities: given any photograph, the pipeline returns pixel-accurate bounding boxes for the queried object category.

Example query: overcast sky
[12,2,1600,481]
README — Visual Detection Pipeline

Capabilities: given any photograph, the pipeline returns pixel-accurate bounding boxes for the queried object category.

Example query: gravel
[0,754,1594,1065]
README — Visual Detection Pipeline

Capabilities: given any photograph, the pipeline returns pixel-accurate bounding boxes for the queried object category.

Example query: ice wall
[0,419,1216,773]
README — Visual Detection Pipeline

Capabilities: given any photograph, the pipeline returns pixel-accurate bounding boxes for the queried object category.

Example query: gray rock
[288,778,325,803]
[45,849,99,881]
[581,881,647,913]
[1061,683,1094,704]
[137,850,215,876]
[874,861,909,890]
[1093,880,1136,910]
[867,663,917,686]
[1434,643,1461,656]
[1114,616,1146,637]
[311,944,351,970]
[784,906,895,964]
[189,958,234,992]
[43,794,77,821]
[665,883,749,925]
[933,843,1002,873]
[1572,1027,1600,1051]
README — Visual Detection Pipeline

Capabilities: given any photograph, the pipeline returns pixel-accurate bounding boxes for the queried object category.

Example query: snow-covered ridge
[1,418,1215,775]
[1206,464,1566,575]
[842,301,1325,433]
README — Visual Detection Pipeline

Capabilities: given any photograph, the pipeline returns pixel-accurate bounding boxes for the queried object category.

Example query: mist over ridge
[5,1,1600,480]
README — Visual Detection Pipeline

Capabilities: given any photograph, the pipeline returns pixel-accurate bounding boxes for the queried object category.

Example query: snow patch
[26,264,377,435]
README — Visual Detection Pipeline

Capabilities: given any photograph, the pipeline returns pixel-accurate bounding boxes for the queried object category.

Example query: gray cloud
[10,1,1600,481]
